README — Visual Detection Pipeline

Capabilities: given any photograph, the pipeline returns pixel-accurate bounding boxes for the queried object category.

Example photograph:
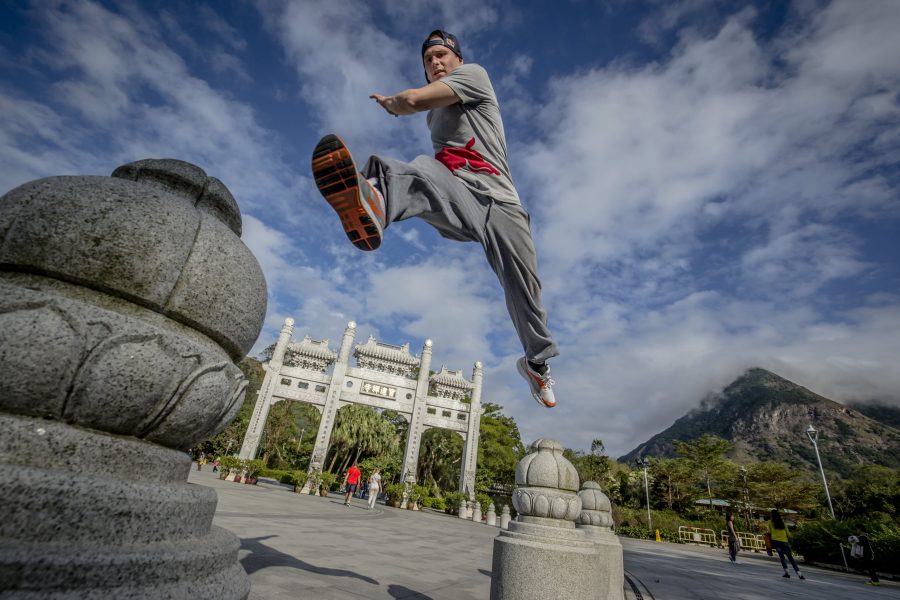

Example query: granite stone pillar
[0,159,267,599]
[576,482,625,600]
[490,439,603,600]
[500,505,511,530]
[486,503,497,526]
[472,501,482,523]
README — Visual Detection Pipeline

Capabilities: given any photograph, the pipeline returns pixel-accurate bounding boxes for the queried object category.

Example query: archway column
[399,340,433,485]
[459,361,483,498]
[300,321,356,491]
[238,318,294,460]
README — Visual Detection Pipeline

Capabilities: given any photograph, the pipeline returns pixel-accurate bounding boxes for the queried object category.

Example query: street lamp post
[806,424,848,572]
[805,425,836,520]
[640,458,652,532]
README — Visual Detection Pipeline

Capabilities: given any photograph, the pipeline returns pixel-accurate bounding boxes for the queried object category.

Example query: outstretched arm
[370,81,459,116]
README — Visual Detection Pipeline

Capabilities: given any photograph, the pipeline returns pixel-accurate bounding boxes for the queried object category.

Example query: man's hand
[370,94,400,117]
[370,83,460,117]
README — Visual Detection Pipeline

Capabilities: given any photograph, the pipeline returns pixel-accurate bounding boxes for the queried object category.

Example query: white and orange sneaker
[517,357,556,408]
[311,134,385,251]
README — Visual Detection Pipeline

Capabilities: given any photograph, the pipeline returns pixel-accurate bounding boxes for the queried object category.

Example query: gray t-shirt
[427,63,520,205]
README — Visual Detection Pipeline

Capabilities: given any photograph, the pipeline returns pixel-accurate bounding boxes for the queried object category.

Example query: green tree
[564,439,618,499]
[418,428,464,495]
[747,461,817,512]
[325,405,399,474]
[649,457,695,511]
[831,464,900,521]
[475,403,525,496]
[674,434,733,511]
[258,401,320,470]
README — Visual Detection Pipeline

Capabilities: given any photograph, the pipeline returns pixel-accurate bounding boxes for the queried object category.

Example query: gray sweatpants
[364,154,559,364]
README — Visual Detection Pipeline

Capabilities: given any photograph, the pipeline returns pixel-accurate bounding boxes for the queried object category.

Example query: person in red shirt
[343,462,361,507]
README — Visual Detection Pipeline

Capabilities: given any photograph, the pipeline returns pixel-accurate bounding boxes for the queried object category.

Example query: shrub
[282,470,304,485]
[442,491,466,515]
[409,485,429,506]
[614,506,722,543]
[260,468,291,481]
[319,471,338,493]
[218,456,242,479]
[243,459,265,480]
[383,483,406,506]
[792,521,900,574]
[616,525,652,540]
[475,493,492,513]
[422,496,447,510]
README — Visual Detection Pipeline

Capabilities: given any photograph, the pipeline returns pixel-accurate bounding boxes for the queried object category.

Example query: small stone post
[472,501,482,522]
[458,498,469,519]
[400,472,416,509]
[490,439,603,600]
[576,482,625,600]
[0,159,267,598]
[486,502,497,526]
[500,505,511,530]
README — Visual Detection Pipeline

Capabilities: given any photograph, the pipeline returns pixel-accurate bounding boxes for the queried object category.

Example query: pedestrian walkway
[190,468,897,600]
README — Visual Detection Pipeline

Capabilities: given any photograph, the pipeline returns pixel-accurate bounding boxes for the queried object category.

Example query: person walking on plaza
[849,525,880,586]
[311,29,559,408]
[367,468,382,510]
[768,509,805,580]
[343,462,362,507]
[725,510,741,564]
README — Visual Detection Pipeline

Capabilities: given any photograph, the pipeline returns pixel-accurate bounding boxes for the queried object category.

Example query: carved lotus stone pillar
[576,482,625,600]
[0,159,267,599]
[486,502,497,526]
[490,439,603,600]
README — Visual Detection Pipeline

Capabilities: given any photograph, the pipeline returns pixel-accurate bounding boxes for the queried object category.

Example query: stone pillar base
[0,414,249,599]
[580,529,625,600]
[491,518,602,600]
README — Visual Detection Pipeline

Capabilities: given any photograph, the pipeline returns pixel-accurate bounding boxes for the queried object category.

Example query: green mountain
[619,368,900,477]
[848,400,900,430]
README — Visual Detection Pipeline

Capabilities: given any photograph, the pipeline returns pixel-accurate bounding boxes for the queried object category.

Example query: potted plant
[408,485,429,510]
[383,483,405,508]
[243,459,264,485]
[442,491,465,515]
[289,470,306,493]
[319,471,337,497]
[217,456,241,480]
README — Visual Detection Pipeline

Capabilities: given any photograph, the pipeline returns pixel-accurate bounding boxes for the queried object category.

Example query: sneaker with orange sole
[517,357,556,408]
[312,134,385,251]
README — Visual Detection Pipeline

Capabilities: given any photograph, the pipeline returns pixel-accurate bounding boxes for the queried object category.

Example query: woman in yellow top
[768,509,805,579]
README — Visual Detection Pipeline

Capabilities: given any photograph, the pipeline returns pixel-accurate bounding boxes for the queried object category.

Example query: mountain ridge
[619,368,900,477]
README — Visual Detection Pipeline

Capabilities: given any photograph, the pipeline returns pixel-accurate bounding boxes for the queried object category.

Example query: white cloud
[255,0,427,157]
[3,0,899,459]
[507,0,900,453]
[363,253,507,369]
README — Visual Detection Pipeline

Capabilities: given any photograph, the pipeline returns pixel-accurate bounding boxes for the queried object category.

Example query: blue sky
[2,0,899,457]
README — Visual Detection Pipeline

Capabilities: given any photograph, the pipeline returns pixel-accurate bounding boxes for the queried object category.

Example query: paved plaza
[190,468,898,600]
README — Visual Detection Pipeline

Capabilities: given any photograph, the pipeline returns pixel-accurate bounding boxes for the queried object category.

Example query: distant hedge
[792,521,899,575]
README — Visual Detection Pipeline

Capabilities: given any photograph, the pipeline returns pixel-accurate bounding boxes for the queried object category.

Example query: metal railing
[720,530,767,552]
[678,526,718,546]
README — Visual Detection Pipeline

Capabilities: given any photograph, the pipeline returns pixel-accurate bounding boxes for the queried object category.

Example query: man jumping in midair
[311,30,559,407]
